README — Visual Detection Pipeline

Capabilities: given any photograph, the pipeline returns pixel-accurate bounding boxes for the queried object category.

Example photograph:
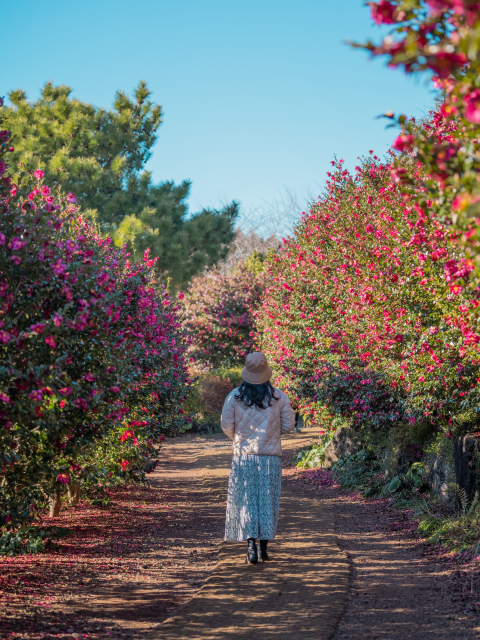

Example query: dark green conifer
[5,81,238,288]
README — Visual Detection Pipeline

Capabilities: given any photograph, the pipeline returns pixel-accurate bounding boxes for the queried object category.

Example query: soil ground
[0,437,226,639]
[2,427,480,639]
[281,437,480,640]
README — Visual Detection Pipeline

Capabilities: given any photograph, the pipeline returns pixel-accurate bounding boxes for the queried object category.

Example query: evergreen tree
[4,81,238,288]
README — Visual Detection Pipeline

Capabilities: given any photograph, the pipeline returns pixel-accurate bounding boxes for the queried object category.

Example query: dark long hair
[235,380,278,410]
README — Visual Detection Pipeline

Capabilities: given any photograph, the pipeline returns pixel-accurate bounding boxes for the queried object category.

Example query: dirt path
[64,440,228,635]
[281,464,480,640]
[152,428,350,640]
[5,427,477,640]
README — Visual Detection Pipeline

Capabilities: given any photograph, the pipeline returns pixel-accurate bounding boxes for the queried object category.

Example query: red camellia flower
[45,335,56,349]
[450,284,463,294]
[392,134,415,152]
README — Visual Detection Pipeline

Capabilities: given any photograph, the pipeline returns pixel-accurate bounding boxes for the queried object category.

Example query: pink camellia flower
[0,392,10,403]
[53,313,63,327]
[84,372,96,382]
[59,387,73,396]
[450,284,463,295]
[59,400,66,408]
[28,389,43,402]
[109,386,121,393]
[10,256,21,265]
[0,161,6,175]
[66,192,77,204]
[8,238,26,251]
[74,398,88,411]
[121,460,129,471]
[45,336,57,349]
[56,473,70,484]
[51,260,66,276]
[464,89,480,124]
[178,292,185,300]
[34,170,45,181]
[392,134,415,152]
[370,0,397,24]
[30,323,46,335]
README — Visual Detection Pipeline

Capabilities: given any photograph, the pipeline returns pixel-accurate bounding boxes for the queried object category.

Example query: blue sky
[3,0,434,218]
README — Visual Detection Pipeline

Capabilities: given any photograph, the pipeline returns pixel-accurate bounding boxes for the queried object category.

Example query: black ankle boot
[259,539,269,562]
[245,538,258,564]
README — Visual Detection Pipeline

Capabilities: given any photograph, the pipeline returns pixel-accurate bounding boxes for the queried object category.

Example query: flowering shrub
[181,263,266,369]
[257,153,480,441]
[0,118,190,527]
[358,2,480,332]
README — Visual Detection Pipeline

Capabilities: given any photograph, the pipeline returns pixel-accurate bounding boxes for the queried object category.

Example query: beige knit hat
[242,352,273,385]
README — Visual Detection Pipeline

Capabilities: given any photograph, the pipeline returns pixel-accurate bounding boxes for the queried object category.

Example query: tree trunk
[49,491,61,518]
[67,483,81,505]
[454,433,480,507]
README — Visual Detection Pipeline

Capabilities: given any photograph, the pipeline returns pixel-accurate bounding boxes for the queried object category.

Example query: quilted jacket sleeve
[280,393,296,435]
[221,390,236,440]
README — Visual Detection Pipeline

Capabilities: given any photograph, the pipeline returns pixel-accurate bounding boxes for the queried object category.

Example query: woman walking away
[221,352,295,564]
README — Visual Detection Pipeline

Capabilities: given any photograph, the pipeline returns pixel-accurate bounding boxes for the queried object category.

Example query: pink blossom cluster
[181,263,266,369]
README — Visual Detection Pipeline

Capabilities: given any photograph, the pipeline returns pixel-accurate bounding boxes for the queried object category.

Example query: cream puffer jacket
[220,388,296,457]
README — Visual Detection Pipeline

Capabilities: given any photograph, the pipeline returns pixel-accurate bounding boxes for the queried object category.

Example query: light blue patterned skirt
[224,454,282,541]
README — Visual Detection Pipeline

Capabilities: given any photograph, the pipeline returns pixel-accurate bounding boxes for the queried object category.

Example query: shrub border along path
[151,429,350,640]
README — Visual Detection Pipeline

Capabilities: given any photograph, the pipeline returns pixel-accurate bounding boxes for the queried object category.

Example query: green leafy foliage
[294,434,333,469]
[0,526,70,556]
[418,491,480,551]
[332,450,385,495]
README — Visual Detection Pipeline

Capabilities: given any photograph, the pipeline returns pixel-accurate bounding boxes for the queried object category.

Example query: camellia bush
[356,1,480,374]
[257,152,480,444]
[0,119,190,527]
[181,263,266,369]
